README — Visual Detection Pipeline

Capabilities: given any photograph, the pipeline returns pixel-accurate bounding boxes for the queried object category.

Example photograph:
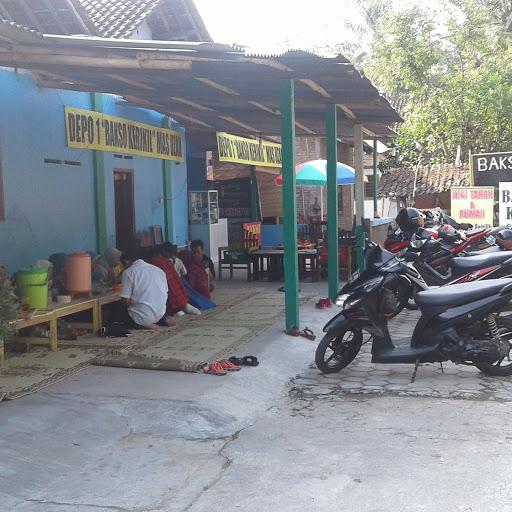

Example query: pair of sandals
[228,355,259,367]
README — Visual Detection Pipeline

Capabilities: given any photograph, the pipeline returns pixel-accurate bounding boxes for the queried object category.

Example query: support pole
[326,104,339,300]
[373,138,378,217]
[250,165,262,221]
[354,124,366,271]
[91,92,108,253]
[280,79,299,330]
[162,116,174,243]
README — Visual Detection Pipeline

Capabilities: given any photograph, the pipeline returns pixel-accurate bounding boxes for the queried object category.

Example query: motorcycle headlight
[335,293,350,307]
[335,293,362,310]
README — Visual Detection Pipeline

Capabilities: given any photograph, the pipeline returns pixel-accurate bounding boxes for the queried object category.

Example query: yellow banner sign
[65,107,183,161]
[450,187,495,226]
[216,132,282,167]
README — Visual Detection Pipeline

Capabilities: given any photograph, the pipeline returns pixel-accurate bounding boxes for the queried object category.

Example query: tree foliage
[361,0,512,166]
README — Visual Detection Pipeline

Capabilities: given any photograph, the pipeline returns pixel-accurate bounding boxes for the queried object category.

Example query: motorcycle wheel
[315,328,363,373]
[476,316,512,377]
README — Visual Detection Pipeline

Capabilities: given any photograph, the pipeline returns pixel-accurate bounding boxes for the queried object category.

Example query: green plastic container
[17,267,48,310]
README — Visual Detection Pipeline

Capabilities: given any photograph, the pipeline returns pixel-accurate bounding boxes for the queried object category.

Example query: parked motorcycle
[315,269,512,377]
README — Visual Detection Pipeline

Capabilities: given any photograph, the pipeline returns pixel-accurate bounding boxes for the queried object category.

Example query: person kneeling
[119,248,176,329]
[151,244,200,316]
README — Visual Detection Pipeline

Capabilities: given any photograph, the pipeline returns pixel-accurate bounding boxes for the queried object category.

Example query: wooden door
[113,169,135,252]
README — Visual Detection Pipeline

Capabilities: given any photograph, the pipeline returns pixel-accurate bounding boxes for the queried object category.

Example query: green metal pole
[280,79,299,330]
[373,138,378,217]
[91,93,108,253]
[162,116,174,243]
[250,165,262,221]
[354,124,366,271]
[326,104,339,300]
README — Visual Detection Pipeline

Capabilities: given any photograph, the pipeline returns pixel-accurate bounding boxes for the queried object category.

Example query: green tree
[362,0,512,166]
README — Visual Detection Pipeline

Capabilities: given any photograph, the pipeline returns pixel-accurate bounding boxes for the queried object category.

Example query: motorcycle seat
[451,251,512,271]
[469,246,501,255]
[416,278,512,308]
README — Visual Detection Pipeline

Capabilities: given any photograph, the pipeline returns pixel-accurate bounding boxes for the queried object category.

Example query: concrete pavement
[2,285,512,511]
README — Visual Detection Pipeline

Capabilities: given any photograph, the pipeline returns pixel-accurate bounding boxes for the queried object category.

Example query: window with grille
[365,175,374,198]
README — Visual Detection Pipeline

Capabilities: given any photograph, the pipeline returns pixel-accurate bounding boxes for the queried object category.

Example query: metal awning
[0,24,401,144]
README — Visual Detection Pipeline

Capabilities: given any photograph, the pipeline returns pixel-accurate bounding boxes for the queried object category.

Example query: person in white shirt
[120,249,176,329]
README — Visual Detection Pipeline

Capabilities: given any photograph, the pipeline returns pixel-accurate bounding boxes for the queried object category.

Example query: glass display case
[188,190,227,263]
[189,190,218,225]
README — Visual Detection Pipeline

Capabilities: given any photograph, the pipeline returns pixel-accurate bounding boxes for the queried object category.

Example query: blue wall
[0,69,188,274]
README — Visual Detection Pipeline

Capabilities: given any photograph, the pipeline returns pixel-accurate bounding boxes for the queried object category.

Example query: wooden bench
[218,234,260,281]
[10,292,121,355]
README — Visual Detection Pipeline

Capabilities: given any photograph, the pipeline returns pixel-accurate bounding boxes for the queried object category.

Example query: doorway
[113,169,136,251]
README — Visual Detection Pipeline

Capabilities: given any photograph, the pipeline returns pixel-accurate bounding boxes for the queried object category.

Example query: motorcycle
[315,270,512,377]
[409,235,512,286]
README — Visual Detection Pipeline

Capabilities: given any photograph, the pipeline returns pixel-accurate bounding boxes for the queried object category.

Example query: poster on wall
[471,151,512,187]
[213,178,252,219]
[450,187,495,226]
[499,182,512,225]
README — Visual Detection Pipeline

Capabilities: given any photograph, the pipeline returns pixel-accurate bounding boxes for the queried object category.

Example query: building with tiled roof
[378,163,470,211]
[379,164,470,199]
[0,0,211,41]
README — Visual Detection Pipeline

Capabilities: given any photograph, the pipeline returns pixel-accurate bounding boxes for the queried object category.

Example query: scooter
[409,236,512,286]
[315,276,512,378]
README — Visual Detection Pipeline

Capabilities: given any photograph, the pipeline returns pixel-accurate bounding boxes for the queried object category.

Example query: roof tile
[379,164,470,198]
[78,0,160,38]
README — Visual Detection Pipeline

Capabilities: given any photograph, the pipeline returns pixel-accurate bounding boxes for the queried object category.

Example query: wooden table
[12,310,57,351]
[249,249,320,282]
[11,293,120,353]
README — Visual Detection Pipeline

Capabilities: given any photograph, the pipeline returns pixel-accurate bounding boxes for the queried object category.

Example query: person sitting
[184,240,214,299]
[119,248,175,329]
[161,242,188,278]
[92,247,123,285]
[151,244,200,316]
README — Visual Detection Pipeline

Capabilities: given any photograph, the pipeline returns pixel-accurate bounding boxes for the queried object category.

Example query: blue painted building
[0,68,189,274]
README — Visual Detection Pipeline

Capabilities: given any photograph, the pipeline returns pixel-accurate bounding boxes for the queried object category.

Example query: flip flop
[219,359,241,371]
[203,362,227,376]
[229,356,259,367]
[300,327,316,341]
[241,356,259,367]
[228,356,243,366]
[315,299,325,309]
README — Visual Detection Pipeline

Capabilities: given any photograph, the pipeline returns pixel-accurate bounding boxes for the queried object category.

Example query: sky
[193,0,365,54]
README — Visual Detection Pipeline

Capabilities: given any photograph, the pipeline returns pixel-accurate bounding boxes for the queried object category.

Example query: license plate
[486,235,496,245]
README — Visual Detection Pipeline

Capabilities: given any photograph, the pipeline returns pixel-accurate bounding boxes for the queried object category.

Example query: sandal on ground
[300,327,316,341]
[219,359,241,371]
[229,356,259,367]
[241,356,259,366]
[203,362,227,376]
[315,299,326,309]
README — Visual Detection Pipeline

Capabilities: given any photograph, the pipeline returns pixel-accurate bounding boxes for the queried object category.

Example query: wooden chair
[218,233,260,281]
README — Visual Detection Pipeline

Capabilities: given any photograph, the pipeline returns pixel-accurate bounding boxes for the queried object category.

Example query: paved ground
[3,284,512,512]
[294,308,512,402]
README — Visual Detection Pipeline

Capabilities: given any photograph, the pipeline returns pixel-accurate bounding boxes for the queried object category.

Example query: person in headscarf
[92,247,123,284]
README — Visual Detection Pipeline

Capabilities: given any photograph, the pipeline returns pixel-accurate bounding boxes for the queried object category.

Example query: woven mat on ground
[0,284,314,400]
[108,289,314,366]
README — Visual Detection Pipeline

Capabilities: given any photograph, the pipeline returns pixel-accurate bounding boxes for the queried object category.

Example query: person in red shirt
[151,245,200,316]
[184,240,212,299]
